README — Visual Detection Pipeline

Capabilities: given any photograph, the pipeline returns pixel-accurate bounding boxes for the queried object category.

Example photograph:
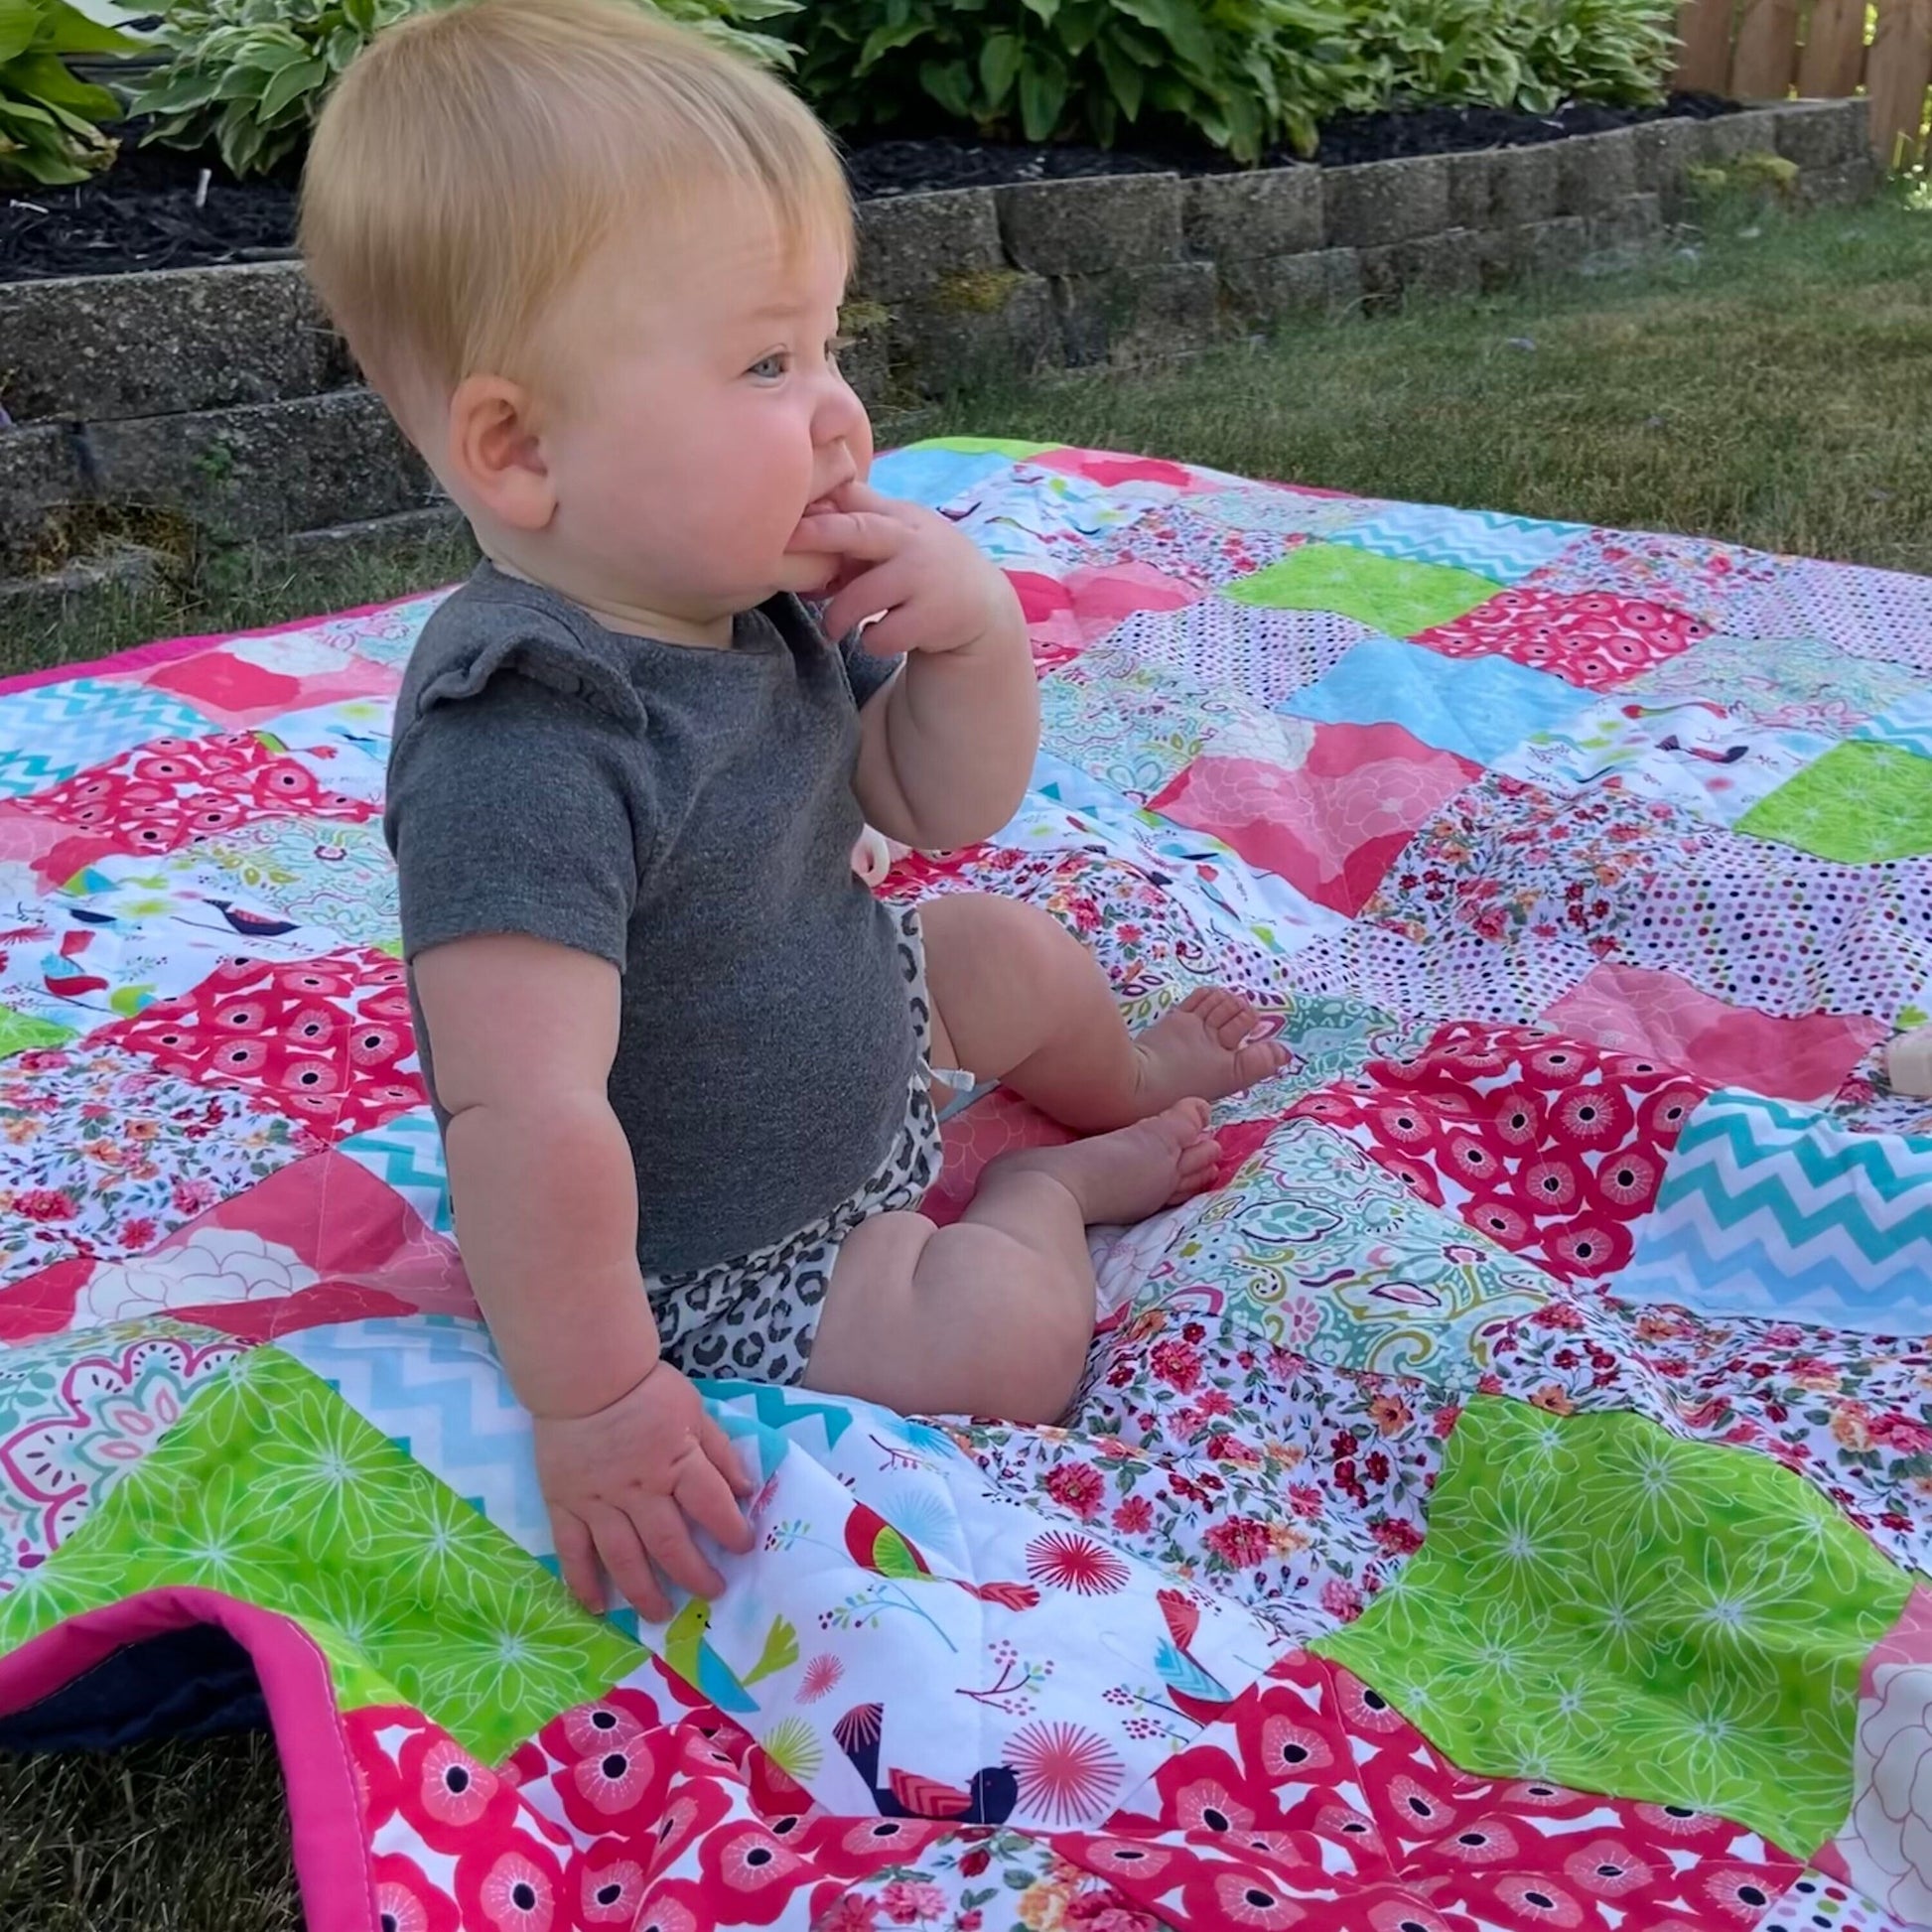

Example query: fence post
[1795,0,1867,95]
[1672,0,1736,90]
[1867,0,1932,165]
[1730,0,1800,94]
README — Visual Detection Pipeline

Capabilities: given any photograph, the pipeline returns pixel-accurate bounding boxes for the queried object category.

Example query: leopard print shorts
[644,904,944,1387]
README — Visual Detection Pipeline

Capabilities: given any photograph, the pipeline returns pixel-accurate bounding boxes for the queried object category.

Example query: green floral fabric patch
[1224,542,1501,636]
[0,1346,640,1763]
[1738,740,1932,863]
[1314,1396,1910,1855]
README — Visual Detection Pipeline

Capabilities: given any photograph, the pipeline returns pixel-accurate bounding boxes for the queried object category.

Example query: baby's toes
[1190,987,1251,1044]
[1170,1138,1223,1201]
[1232,1035,1289,1088]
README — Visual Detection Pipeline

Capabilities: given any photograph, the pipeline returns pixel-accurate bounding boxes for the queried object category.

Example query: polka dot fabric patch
[1611,833,1932,1022]
[1759,1872,1920,1932]
[1723,556,1932,675]
[1290,917,1598,1027]
[1100,599,1381,709]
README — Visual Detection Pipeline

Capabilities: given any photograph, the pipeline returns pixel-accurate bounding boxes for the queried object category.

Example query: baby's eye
[748,352,788,380]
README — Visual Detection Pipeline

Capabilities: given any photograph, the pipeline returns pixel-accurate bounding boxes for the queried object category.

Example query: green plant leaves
[255,48,324,116]
[0,0,136,183]
[1017,46,1066,140]
[125,0,797,177]
[979,29,1021,107]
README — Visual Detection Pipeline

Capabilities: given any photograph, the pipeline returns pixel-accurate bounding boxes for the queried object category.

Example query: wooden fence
[1672,0,1932,166]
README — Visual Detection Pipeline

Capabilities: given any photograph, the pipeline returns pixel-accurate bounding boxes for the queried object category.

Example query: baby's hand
[788,480,1021,659]
[533,1358,756,1622]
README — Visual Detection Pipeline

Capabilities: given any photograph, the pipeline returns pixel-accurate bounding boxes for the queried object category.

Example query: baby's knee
[924,888,1080,978]
[994,1286,1093,1426]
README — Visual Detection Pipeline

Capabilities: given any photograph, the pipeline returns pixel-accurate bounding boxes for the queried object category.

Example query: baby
[301,0,1284,1622]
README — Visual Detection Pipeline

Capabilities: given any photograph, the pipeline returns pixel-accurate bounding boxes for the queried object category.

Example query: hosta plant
[127,0,799,180]
[0,0,144,186]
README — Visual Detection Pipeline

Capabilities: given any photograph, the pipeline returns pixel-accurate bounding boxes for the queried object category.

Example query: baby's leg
[919,892,1285,1135]
[803,1100,1217,1421]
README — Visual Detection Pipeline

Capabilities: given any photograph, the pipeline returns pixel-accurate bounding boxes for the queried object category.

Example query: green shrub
[127,0,799,180]
[791,0,1383,165]
[1512,0,1676,107]
[0,0,143,184]
[1349,0,1673,115]
[790,0,1672,162]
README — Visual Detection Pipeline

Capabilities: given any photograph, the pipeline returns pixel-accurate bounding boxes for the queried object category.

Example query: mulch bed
[1,93,1739,285]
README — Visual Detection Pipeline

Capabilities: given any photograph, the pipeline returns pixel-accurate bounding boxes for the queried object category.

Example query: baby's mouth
[802,494,838,518]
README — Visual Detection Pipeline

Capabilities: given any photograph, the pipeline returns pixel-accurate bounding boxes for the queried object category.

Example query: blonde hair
[300,0,851,400]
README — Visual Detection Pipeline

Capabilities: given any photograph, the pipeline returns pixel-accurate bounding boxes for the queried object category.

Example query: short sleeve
[385,672,644,972]
[840,628,901,712]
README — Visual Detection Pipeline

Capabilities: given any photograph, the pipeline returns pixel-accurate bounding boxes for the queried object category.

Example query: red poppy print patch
[1412,590,1710,690]
[1290,1023,1712,1285]
[95,946,422,1139]
[14,731,375,865]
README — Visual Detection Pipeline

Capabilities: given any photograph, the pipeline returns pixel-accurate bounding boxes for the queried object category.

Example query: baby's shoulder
[397,567,643,734]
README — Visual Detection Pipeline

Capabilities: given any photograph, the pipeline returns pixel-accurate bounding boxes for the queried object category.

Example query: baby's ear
[445,374,555,532]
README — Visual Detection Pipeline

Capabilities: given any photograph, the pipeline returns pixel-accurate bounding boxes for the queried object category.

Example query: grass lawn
[2,185,1929,1929]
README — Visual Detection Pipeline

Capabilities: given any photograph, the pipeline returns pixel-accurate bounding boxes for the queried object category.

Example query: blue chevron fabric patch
[1332,502,1590,585]
[0,679,218,799]
[1852,687,1932,762]
[338,1108,454,1234]
[277,1313,558,1559]
[1616,1089,1932,1325]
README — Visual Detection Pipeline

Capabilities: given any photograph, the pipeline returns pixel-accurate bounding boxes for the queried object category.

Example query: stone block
[852,189,1003,302]
[1587,193,1664,260]
[1445,150,1497,229]
[1182,167,1323,259]
[0,545,170,640]
[84,389,434,543]
[1799,156,1882,208]
[1218,248,1361,325]
[0,262,338,424]
[0,423,83,574]
[997,175,1182,275]
[1489,145,1561,225]
[1361,230,1483,311]
[1702,109,1775,164]
[1479,216,1589,290]
[1630,116,1708,195]
[264,502,474,568]
[1556,127,1639,216]
[888,269,1061,395]
[834,308,892,411]
[1321,156,1450,248]
[1772,97,1868,171]
[1055,261,1219,365]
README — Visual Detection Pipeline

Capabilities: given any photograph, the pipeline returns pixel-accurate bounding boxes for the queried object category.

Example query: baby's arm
[417,933,753,1616]
[793,482,1036,850]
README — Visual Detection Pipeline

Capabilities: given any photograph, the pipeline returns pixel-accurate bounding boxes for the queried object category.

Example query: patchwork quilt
[3,440,1932,1932]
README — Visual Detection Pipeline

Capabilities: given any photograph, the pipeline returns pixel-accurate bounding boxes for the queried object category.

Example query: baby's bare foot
[1000,1099,1220,1226]
[1131,988,1287,1115]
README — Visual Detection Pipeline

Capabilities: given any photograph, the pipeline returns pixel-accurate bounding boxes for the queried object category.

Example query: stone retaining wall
[0,98,1875,623]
